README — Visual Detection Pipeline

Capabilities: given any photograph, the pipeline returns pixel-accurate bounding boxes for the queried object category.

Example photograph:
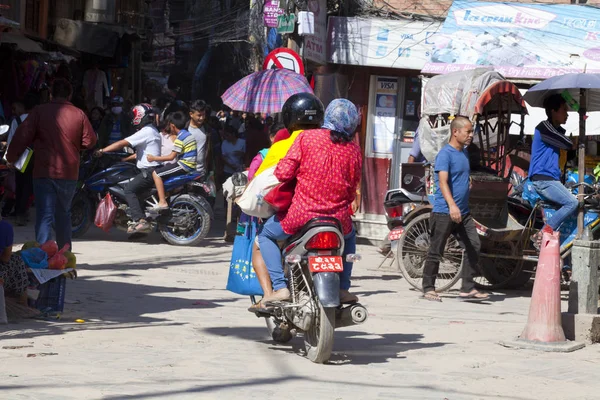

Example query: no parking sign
[263,48,305,76]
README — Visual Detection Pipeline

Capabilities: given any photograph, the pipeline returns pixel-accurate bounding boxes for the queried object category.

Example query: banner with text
[422,0,600,79]
[328,17,442,70]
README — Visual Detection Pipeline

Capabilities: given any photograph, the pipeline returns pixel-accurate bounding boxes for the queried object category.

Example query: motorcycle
[71,153,213,246]
[250,217,368,364]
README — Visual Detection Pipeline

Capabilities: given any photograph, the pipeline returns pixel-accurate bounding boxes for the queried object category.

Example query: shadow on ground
[200,325,449,366]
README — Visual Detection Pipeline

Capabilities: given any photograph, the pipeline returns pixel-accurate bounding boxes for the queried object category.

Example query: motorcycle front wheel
[304,302,335,364]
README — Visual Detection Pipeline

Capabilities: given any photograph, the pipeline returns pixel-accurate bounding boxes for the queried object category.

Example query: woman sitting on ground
[0,219,29,305]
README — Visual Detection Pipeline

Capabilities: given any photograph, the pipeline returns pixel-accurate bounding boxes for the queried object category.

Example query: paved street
[2,214,600,400]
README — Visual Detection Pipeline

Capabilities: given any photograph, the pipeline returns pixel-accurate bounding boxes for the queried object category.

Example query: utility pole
[249,0,266,72]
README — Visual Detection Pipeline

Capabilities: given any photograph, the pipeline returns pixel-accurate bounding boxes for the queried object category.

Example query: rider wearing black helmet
[257,98,362,304]
[96,103,162,233]
[253,92,324,177]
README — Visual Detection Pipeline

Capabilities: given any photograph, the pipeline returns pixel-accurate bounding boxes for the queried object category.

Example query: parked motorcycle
[71,153,213,246]
[250,217,368,364]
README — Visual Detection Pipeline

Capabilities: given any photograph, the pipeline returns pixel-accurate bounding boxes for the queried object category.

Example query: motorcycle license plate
[389,227,404,241]
[308,256,344,272]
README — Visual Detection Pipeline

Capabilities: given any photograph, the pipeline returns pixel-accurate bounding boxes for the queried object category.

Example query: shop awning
[1,32,47,53]
[327,17,442,70]
[53,18,119,57]
[422,0,600,79]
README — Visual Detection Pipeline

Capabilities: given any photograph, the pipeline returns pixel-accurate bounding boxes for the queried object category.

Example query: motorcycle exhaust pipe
[335,304,368,328]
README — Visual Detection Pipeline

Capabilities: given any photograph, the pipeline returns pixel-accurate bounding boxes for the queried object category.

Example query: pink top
[275,129,362,235]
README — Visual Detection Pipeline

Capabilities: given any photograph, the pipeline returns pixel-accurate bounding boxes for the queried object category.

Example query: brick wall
[374,0,599,19]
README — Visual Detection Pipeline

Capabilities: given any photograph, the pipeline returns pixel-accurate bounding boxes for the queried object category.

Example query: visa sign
[454,5,556,29]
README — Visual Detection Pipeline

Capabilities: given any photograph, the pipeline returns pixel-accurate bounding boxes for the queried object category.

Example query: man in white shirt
[3,93,39,225]
[188,100,209,178]
[97,104,160,234]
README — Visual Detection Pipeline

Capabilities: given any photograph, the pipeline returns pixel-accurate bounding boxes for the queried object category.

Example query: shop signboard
[277,14,295,34]
[304,0,327,64]
[373,77,398,155]
[264,0,284,28]
[423,0,600,79]
[328,17,442,70]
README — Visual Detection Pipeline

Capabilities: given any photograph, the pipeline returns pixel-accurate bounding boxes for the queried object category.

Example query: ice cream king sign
[454,5,556,29]
[422,0,600,79]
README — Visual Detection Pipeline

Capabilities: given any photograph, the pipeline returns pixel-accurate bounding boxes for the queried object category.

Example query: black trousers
[15,163,33,217]
[123,168,155,221]
[422,212,480,293]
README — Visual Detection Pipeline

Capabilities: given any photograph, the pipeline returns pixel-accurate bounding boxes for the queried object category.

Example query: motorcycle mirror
[0,125,8,135]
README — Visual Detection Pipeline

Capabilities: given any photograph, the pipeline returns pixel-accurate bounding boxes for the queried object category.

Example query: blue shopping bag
[226,219,264,296]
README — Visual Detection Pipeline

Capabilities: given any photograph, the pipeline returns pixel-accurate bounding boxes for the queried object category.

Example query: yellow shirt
[254,130,303,177]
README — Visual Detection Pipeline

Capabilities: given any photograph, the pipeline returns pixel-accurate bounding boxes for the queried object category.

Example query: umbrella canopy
[221,68,313,114]
[523,73,600,110]
[0,16,20,29]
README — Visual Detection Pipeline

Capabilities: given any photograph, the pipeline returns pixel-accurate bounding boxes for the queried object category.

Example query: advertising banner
[423,1,600,79]
[328,17,441,70]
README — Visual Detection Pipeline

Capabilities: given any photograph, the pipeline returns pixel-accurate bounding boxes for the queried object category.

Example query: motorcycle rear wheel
[304,302,335,364]
[159,194,210,246]
[71,192,93,238]
[396,213,462,292]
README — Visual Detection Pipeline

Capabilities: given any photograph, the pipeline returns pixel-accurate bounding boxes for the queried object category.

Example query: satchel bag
[235,166,279,218]
[226,219,264,296]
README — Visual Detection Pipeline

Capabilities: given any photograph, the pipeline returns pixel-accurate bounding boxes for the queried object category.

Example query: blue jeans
[258,215,356,291]
[33,178,77,250]
[532,180,579,231]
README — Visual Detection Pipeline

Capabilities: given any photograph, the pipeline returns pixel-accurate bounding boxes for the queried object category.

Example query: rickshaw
[392,68,538,292]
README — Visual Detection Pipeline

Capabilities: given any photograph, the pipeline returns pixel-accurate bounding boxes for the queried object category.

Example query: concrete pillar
[568,240,600,314]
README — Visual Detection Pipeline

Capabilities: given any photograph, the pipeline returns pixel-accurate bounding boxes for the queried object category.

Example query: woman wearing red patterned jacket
[258,99,362,304]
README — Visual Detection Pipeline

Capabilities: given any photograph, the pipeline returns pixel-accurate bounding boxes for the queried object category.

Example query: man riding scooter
[529,94,578,247]
[96,104,161,234]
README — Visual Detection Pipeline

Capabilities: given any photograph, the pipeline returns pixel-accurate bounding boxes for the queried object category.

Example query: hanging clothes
[83,68,109,109]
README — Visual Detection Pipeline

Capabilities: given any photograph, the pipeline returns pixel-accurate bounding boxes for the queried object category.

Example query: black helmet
[281,93,324,132]
[130,103,156,130]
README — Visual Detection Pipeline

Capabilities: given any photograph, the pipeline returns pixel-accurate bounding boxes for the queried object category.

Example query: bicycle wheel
[475,241,529,290]
[396,213,462,292]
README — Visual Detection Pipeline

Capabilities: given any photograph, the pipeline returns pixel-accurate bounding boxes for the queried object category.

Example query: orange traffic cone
[499,230,584,352]
[520,230,565,342]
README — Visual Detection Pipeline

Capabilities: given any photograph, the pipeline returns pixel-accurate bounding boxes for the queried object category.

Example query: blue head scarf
[322,99,359,137]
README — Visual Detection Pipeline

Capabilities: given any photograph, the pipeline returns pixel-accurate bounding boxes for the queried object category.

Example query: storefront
[326,16,442,240]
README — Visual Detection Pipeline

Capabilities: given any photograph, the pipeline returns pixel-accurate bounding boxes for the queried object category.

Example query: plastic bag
[48,244,70,270]
[40,240,58,257]
[20,248,48,269]
[94,194,117,232]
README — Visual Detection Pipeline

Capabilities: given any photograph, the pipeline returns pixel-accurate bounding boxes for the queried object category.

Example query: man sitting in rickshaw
[528,94,578,246]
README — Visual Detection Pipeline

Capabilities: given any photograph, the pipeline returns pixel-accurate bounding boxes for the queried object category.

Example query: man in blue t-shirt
[422,116,489,302]
[528,94,577,246]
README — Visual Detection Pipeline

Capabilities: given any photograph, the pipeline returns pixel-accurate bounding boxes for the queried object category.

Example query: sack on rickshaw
[418,117,450,164]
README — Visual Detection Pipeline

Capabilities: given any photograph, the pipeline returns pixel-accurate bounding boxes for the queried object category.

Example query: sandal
[421,291,442,302]
[127,220,152,234]
[459,290,489,302]
[148,204,169,212]
[531,232,542,251]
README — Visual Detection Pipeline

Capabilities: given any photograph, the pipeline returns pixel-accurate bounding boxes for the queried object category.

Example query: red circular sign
[263,48,305,76]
